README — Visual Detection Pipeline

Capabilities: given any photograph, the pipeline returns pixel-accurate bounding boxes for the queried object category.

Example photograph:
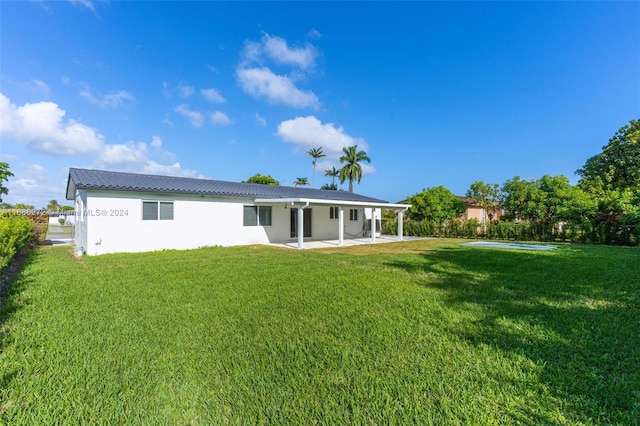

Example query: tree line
[400,119,639,245]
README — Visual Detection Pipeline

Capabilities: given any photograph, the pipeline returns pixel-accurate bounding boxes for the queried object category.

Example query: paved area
[270,235,427,250]
[45,225,74,246]
[462,241,557,251]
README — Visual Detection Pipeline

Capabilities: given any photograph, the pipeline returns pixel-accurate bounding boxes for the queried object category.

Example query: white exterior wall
[72,191,381,255]
[74,190,88,252]
[345,207,367,238]
[304,206,366,239]
[79,191,286,256]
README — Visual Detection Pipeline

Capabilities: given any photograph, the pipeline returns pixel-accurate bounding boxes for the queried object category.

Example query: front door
[290,208,312,238]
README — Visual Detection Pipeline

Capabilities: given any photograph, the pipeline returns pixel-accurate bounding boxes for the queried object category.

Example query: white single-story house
[66,168,410,256]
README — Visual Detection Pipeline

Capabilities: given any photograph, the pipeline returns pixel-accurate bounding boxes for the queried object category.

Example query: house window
[349,208,359,221]
[243,206,272,226]
[329,206,339,220]
[143,201,174,221]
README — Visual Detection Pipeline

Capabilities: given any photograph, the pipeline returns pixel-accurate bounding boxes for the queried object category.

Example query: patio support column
[297,205,304,250]
[397,209,404,241]
[338,206,344,246]
[371,208,377,243]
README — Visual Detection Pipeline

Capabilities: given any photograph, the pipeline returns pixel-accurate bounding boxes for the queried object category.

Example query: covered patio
[255,197,410,250]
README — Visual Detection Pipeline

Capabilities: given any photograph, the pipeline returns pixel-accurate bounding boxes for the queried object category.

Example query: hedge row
[383,219,640,246]
[0,216,34,272]
[0,210,48,245]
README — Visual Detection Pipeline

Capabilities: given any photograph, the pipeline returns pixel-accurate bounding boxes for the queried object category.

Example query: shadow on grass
[0,249,41,393]
[386,245,640,423]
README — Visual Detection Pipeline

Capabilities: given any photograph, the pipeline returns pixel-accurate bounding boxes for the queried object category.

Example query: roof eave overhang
[65,176,76,200]
[254,197,410,210]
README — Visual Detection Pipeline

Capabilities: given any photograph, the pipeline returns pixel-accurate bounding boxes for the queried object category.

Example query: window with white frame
[243,206,272,226]
[329,206,339,220]
[142,201,174,220]
[349,208,359,221]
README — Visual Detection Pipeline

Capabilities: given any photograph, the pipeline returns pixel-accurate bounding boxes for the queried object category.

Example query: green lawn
[1,240,638,424]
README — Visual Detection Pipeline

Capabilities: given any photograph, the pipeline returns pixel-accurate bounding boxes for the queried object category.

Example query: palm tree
[47,199,61,212]
[324,166,340,187]
[339,145,371,192]
[307,147,326,187]
[293,177,310,187]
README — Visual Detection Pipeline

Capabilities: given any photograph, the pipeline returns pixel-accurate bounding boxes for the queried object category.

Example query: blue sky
[1,1,638,208]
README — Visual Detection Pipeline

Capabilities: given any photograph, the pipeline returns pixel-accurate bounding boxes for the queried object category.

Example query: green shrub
[0,209,49,244]
[0,215,33,272]
[382,216,639,246]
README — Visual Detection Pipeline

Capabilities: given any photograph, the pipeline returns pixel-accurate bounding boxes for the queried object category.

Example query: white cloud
[211,111,232,126]
[177,84,195,98]
[140,161,201,178]
[255,113,266,127]
[162,82,195,98]
[99,141,148,167]
[175,104,204,127]
[5,78,52,98]
[31,80,51,98]
[360,163,376,176]
[69,0,95,13]
[79,85,134,108]
[11,164,47,191]
[3,164,65,208]
[94,136,201,178]
[150,135,163,149]
[0,93,202,205]
[201,88,226,103]
[236,67,319,109]
[237,32,320,109]
[277,115,368,155]
[0,92,104,156]
[308,28,322,39]
[260,33,318,69]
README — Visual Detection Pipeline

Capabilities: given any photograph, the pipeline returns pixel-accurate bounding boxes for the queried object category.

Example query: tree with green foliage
[307,147,326,187]
[501,175,596,223]
[466,181,500,226]
[14,203,35,209]
[576,119,640,195]
[576,119,640,215]
[324,166,340,187]
[320,183,338,191]
[406,186,466,223]
[500,176,538,221]
[293,177,310,187]
[244,174,280,186]
[339,145,371,193]
[0,162,14,202]
[47,200,61,212]
[581,180,638,217]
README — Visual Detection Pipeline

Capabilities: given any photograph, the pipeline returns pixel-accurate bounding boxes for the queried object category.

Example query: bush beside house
[0,210,50,274]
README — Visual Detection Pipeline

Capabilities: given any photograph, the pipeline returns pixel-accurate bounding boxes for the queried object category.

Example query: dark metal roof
[66,168,389,204]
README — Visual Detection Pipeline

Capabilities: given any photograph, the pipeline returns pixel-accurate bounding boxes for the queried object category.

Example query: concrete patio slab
[270,235,427,250]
